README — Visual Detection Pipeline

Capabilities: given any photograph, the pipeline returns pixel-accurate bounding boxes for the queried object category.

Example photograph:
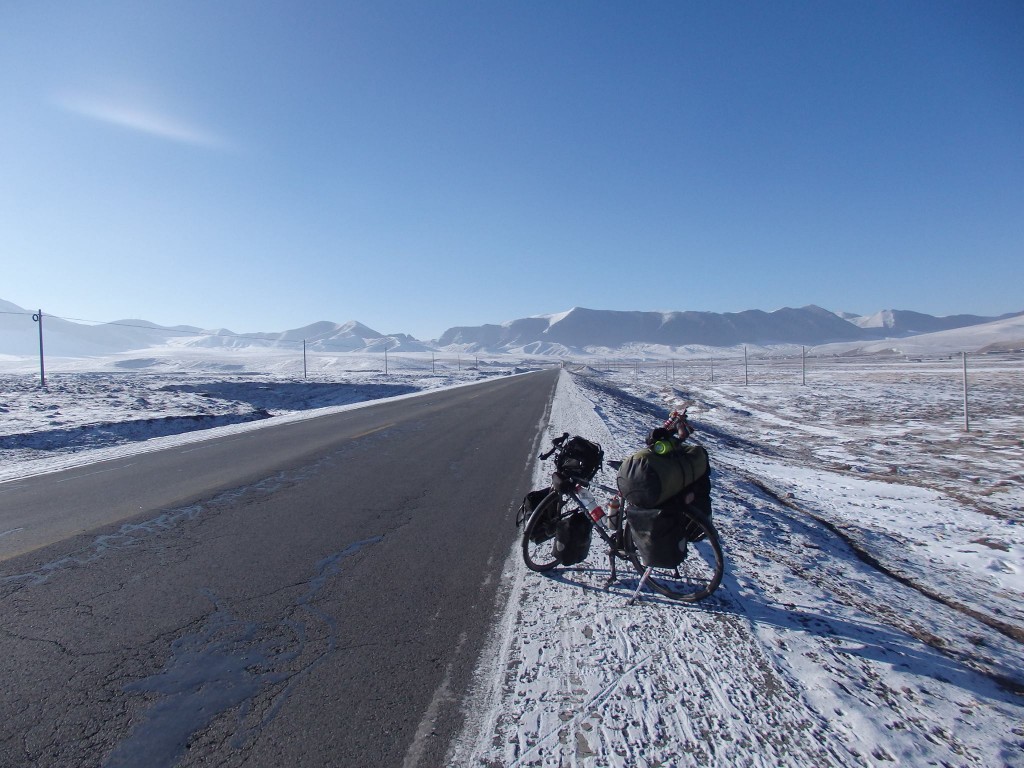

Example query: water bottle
[652,439,674,455]
[606,495,621,529]
[577,486,605,524]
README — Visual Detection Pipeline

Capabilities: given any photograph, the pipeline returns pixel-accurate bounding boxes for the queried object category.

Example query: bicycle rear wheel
[522,491,566,572]
[624,509,724,602]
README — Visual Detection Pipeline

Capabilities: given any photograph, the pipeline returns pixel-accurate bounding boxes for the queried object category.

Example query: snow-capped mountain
[2,297,1020,358]
[438,305,867,351]
[0,299,426,357]
[845,308,1019,335]
[437,306,1023,354]
[172,320,428,354]
[816,312,1024,357]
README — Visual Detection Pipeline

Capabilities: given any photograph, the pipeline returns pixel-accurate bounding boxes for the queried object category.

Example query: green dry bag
[616,443,709,508]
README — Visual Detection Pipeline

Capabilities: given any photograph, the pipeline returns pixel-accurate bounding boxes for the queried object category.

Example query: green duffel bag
[616,443,709,509]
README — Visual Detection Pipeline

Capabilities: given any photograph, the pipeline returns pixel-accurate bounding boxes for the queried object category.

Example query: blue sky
[2,1,1021,340]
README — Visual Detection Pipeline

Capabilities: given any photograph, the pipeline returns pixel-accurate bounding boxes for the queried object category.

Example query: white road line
[54,463,135,483]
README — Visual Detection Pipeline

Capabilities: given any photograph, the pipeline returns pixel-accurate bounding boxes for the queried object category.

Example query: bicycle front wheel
[522,491,565,572]
[625,509,724,602]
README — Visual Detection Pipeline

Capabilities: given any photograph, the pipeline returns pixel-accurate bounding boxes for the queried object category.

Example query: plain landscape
[1,302,1023,766]
[5,2,1022,763]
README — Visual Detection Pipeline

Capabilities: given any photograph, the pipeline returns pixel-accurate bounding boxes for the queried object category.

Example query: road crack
[104,535,382,768]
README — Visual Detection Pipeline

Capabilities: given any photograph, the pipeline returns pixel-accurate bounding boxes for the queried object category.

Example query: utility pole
[744,345,749,386]
[962,352,970,432]
[32,309,45,387]
[303,340,307,380]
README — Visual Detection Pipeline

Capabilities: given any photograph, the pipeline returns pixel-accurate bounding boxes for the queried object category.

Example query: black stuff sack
[555,436,604,482]
[554,513,592,566]
[616,443,709,509]
[627,506,690,569]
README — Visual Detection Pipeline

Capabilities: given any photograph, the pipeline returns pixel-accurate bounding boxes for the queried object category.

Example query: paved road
[0,369,558,768]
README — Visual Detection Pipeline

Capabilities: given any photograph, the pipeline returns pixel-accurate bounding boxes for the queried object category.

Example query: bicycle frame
[555,473,631,588]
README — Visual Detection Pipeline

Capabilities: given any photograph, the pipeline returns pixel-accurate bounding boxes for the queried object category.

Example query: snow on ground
[2,352,1023,766]
[0,351,534,482]
[452,357,1024,767]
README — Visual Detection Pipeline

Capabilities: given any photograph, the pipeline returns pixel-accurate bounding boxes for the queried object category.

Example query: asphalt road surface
[0,369,559,768]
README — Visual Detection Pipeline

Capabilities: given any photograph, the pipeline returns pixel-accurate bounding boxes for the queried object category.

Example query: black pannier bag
[669,473,713,541]
[616,443,709,509]
[627,506,690,569]
[554,513,592,566]
[656,483,713,542]
[555,436,604,482]
[516,488,550,528]
[517,489,560,544]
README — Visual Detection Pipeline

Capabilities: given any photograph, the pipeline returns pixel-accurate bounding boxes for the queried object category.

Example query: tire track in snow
[457,371,864,767]
[711,461,1023,765]
[454,369,1024,768]
[744,471,1024,652]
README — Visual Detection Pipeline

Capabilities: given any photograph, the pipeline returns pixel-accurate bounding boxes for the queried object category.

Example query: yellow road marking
[350,423,395,440]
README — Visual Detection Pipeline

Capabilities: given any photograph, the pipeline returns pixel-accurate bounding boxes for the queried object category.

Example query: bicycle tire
[522,491,566,572]
[624,507,724,602]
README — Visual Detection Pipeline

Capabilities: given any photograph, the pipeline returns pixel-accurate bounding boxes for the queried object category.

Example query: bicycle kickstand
[627,567,653,606]
[604,550,618,590]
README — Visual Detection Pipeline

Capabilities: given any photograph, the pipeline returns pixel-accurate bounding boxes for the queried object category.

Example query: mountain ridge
[1,298,1020,357]
[437,305,1022,352]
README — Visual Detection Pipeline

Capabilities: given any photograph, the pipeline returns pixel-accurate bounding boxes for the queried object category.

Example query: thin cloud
[52,91,232,150]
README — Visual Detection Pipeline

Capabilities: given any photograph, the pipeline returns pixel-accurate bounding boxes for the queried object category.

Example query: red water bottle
[606,495,621,528]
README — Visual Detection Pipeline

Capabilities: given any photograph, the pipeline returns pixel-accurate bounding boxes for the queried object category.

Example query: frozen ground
[453,356,1024,767]
[1,353,1022,766]
[0,350,533,481]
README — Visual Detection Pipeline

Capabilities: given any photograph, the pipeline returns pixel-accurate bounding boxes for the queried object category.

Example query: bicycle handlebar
[539,432,570,460]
